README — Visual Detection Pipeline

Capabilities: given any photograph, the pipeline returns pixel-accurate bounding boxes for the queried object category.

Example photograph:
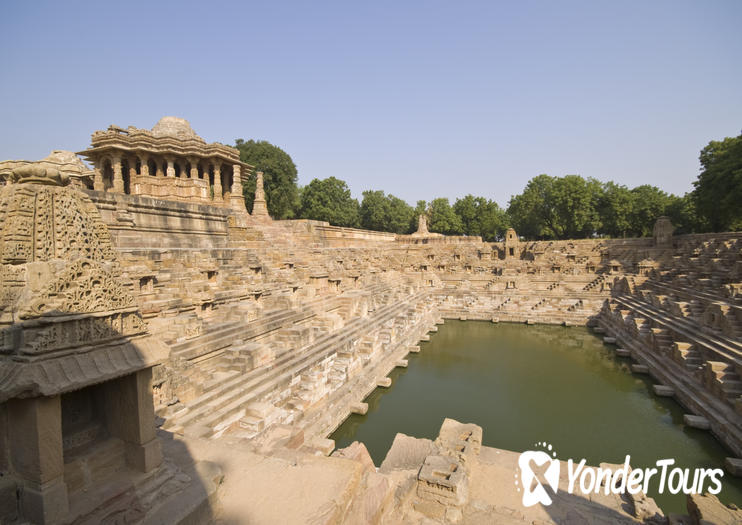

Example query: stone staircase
[161,290,430,439]
[704,361,742,403]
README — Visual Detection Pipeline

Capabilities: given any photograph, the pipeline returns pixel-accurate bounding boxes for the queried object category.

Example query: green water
[331,320,742,514]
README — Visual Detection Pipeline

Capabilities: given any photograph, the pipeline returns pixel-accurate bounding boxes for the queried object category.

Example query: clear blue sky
[1,1,740,207]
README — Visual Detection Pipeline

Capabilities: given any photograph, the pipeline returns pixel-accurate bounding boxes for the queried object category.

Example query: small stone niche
[139,275,155,294]
[62,386,108,461]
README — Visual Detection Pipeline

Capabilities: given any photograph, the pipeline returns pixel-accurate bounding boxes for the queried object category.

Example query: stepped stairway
[168,295,343,362]
[612,295,742,362]
[704,361,742,403]
[163,290,430,439]
[672,342,704,371]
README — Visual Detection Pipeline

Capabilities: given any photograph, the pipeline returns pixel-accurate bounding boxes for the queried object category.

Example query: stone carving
[251,171,271,221]
[408,212,439,239]
[417,213,429,234]
[78,117,252,210]
[0,163,164,391]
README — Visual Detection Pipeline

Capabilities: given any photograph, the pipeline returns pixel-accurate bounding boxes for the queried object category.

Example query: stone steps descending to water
[165,290,430,439]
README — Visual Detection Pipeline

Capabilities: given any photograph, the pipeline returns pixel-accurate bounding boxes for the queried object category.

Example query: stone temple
[1,118,741,524]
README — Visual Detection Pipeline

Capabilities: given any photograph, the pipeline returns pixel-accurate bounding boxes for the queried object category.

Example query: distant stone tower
[251,171,270,222]
[416,213,429,235]
[653,216,674,248]
[504,228,519,258]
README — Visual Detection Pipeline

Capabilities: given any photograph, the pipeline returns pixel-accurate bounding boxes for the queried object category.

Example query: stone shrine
[77,117,249,211]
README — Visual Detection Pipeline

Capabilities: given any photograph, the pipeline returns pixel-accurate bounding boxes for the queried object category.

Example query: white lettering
[656,459,675,493]
[706,469,724,495]
[567,459,586,493]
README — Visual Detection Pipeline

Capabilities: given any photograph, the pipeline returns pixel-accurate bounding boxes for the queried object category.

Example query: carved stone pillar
[128,157,137,178]
[213,161,222,201]
[8,396,69,524]
[102,369,162,473]
[189,158,198,179]
[155,158,164,177]
[230,164,246,210]
[166,157,175,178]
[112,154,124,192]
[251,171,270,220]
[140,155,149,177]
[93,166,104,191]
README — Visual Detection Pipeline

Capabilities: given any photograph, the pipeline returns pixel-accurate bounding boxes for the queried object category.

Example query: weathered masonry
[1,118,741,524]
[77,116,248,211]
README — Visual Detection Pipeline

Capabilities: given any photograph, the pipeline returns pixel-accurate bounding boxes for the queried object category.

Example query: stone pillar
[155,158,164,177]
[230,164,246,210]
[112,154,124,193]
[102,369,162,473]
[189,158,198,179]
[139,155,149,177]
[93,166,104,191]
[653,216,674,248]
[251,171,270,220]
[7,396,69,524]
[166,157,175,178]
[213,162,222,201]
[128,158,137,178]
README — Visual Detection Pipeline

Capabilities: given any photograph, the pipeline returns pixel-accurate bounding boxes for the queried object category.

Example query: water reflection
[330,320,742,513]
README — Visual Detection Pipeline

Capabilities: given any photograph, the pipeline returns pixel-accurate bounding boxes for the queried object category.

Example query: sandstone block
[351,402,368,415]
[331,441,376,472]
[380,433,433,473]
[683,414,710,430]
[653,385,675,397]
[724,457,742,476]
[687,492,742,524]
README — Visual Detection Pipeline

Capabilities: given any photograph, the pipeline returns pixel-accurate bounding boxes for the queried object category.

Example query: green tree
[693,132,742,231]
[299,177,360,227]
[387,194,416,233]
[666,193,707,234]
[360,190,388,231]
[507,174,554,239]
[506,174,601,239]
[453,195,509,241]
[359,191,415,233]
[428,197,463,235]
[234,139,299,219]
[598,181,634,237]
[628,185,672,237]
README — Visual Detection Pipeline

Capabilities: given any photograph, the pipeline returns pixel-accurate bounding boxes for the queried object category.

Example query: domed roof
[151,116,201,140]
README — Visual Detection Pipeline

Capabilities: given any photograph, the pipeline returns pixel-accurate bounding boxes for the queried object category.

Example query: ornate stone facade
[78,117,251,211]
[0,164,166,524]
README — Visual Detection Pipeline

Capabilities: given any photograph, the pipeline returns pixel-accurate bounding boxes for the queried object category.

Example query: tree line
[234,131,742,240]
